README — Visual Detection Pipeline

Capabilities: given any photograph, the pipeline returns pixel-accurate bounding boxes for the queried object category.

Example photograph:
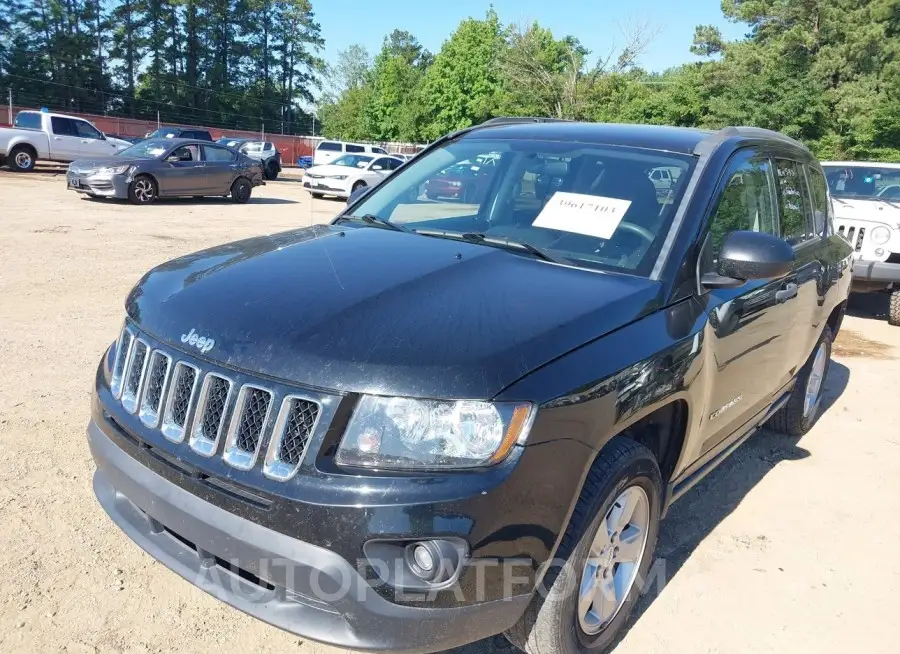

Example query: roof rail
[694,125,811,156]
[479,116,574,127]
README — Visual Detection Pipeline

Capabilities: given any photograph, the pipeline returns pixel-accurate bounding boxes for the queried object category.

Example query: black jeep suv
[87,118,852,654]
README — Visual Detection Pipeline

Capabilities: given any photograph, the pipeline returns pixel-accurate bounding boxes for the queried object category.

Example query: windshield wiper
[334,214,411,233]
[415,229,566,264]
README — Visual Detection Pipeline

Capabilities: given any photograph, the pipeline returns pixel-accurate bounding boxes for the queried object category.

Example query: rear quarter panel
[0,128,50,158]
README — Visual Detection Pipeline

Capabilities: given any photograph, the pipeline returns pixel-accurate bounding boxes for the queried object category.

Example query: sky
[314,0,750,73]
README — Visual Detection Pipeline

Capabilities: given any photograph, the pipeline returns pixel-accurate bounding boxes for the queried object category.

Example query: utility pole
[7,88,12,125]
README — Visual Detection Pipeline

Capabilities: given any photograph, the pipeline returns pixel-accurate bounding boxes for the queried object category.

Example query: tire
[231,178,252,204]
[265,162,279,181]
[352,181,367,193]
[8,145,36,172]
[128,175,157,205]
[311,192,324,199]
[889,290,900,327]
[505,437,663,654]
[768,326,833,436]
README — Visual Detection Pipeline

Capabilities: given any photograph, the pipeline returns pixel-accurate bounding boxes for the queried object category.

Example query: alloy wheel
[15,151,32,169]
[133,179,154,203]
[577,485,650,635]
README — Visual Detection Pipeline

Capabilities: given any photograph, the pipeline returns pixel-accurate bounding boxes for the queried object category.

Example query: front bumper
[88,417,535,652]
[852,259,900,284]
[67,171,129,198]
[303,179,349,197]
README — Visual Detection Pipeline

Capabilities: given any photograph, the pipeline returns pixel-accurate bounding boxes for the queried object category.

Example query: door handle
[775,283,798,303]
[54,136,62,140]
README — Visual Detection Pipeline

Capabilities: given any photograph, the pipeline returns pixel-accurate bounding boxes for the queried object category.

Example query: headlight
[329,175,348,181]
[871,226,891,245]
[336,397,534,470]
[96,165,132,175]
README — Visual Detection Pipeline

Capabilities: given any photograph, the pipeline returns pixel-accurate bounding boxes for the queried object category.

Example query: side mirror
[372,165,384,171]
[703,230,794,288]
[165,155,180,163]
[347,185,372,205]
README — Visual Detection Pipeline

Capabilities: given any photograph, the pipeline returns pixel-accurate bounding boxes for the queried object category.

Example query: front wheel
[769,326,833,435]
[231,178,252,204]
[889,289,900,327]
[505,437,662,654]
[128,175,157,205]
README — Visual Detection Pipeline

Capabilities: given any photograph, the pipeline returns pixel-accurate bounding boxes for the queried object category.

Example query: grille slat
[161,362,199,442]
[139,351,171,427]
[836,221,870,252]
[110,325,324,481]
[264,397,321,481]
[189,374,233,457]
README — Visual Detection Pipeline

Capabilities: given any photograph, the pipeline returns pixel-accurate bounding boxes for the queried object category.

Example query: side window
[774,159,815,245]
[264,142,274,151]
[50,117,78,136]
[371,157,391,170]
[373,147,388,154]
[14,112,41,129]
[74,120,103,139]
[171,145,200,161]
[317,141,341,152]
[346,144,365,153]
[806,166,831,236]
[705,154,778,263]
[203,146,235,162]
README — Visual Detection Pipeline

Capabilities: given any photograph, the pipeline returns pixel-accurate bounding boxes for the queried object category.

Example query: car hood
[306,164,361,177]
[126,226,662,399]
[70,156,156,170]
[832,197,900,226]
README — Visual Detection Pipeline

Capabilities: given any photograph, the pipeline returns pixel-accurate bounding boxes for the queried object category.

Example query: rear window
[14,112,41,130]
[317,141,342,152]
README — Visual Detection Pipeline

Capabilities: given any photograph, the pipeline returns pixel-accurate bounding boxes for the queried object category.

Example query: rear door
[201,144,239,193]
[696,149,797,454]
[48,117,83,160]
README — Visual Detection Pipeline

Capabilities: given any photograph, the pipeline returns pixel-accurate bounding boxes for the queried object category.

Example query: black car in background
[143,126,214,141]
[66,138,264,205]
[216,137,283,180]
[86,118,851,653]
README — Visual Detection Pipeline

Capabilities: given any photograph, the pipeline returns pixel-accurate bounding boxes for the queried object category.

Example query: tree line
[319,0,900,160]
[0,0,323,133]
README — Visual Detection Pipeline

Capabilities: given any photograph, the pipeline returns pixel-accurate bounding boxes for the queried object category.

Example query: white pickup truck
[0,110,132,172]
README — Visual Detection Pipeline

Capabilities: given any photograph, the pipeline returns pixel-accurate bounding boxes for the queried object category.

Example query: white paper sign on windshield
[532,192,632,240]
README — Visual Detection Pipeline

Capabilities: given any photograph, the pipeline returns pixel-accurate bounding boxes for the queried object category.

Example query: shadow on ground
[438,362,850,654]
[846,292,891,323]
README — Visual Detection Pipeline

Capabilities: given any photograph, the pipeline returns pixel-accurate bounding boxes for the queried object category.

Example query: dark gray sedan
[66,138,265,205]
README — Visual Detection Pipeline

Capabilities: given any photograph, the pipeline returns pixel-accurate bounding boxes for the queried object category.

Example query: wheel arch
[9,140,39,159]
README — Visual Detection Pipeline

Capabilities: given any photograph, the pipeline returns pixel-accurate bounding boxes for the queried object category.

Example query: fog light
[413,544,435,572]
[876,248,885,257]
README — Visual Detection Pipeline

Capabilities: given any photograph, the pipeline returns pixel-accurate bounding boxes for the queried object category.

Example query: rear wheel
[8,146,36,172]
[505,437,662,654]
[889,289,900,327]
[231,178,252,204]
[769,326,833,436]
[128,175,157,205]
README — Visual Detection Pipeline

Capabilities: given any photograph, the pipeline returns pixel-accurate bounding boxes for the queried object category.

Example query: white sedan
[303,154,405,199]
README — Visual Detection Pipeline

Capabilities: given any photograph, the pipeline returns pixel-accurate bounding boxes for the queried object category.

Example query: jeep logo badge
[181,328,215,354]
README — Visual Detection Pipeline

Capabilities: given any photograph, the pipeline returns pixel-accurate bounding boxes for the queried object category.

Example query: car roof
[460,120,810,158]
[821,161,900,169]
[142,137,213,147]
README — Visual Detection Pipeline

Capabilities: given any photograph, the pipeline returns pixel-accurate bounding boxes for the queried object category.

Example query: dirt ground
[1,170,898,653]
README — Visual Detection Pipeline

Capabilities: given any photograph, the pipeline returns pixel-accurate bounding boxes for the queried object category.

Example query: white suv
[823,161,900,325]
[314,140,388,166]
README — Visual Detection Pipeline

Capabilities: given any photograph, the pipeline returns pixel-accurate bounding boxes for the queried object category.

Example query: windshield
[117,140,169,159]
[217,138,245,147]
[824,165,900,201]
[331,154,374,168]
[346,138,695,275]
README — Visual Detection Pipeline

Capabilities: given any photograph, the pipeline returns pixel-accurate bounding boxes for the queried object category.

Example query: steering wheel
[616,221,655,244]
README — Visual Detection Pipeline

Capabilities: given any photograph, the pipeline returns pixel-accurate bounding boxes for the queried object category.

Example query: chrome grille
[109,325,324,480]
[264,396,321,481]
[161,362,199,442]
[121,340,149,413]
[837,223,865,252]
[189,374,233,457]
[139,351,171,427]
[223,385,274,470]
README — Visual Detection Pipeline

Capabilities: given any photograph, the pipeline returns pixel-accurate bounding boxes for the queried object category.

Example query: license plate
[70,178,81,188]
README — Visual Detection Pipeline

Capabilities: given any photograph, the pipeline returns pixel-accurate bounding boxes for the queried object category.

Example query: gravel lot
[1,170,898,653]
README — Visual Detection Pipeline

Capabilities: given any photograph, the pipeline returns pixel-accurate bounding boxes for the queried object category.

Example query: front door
[201,145,238,194]
[72,119,122,158]
[157,144,206,196]
[695,149,799,456]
